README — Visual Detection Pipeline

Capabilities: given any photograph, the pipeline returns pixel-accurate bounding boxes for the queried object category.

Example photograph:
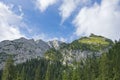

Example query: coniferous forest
[0,41,120,80]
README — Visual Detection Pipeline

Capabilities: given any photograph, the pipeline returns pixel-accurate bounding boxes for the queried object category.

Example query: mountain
[66,34,113,51]
[0,34,113,69]
[0,38,50,69]
[44,34,113,65]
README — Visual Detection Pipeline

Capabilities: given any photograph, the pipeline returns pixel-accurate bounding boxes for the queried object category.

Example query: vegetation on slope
[61,34,113,51]
[44,48,62,61]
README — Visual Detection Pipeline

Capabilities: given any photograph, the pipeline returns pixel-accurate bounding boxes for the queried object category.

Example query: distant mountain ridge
[0,34,113,69]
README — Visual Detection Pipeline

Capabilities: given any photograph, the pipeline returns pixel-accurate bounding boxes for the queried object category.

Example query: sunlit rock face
[0,38,51,69]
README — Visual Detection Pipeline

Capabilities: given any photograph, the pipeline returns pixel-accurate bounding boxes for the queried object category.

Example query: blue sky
[0,0,120,42]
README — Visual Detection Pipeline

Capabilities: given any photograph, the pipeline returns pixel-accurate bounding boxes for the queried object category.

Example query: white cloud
[36,0,58,12]
[35,0,90,22]
[59,0,90,23]
[0,2,25,41]
[59,0,78,23]
[73,0,120,40]
[33,33,47,41]
[49,37,67,42]
[59,37,67,42]
[33,33,67,42]
[18,5,24,17]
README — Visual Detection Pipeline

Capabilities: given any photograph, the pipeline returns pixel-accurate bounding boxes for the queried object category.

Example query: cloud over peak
[35,0,120,40]
[0,2,25,41]
[73,0,120,40]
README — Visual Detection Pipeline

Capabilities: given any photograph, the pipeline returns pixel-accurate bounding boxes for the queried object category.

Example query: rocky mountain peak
[0,38,51,69]
[47,40,63,50]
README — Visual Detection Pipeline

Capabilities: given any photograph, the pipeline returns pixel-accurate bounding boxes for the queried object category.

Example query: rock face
[60,49,103,65]
[0,38,51,69]
[47,40,63,50]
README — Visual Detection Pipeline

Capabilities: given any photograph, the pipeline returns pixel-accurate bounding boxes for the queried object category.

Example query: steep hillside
[45,34,113,65]
[0,38,50,69]
[61,34,113,51]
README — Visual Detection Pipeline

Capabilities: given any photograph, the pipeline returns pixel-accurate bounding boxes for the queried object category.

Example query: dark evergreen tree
[2,56,15,80]
[34,65,41,80]
[45,62,51,80]
[21,67,26,80]
[62,70,68,80]
[16,72,22,80]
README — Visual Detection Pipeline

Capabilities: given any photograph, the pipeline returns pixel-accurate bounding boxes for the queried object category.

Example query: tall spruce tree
[2,56,15,80]
[21,67,26,80]
[16,72,22,80]
[45,63,51,80]
[62,70,69,80]
[34,65,41,80]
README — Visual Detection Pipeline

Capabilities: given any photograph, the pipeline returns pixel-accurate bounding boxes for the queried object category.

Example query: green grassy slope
[62,34,113,51]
